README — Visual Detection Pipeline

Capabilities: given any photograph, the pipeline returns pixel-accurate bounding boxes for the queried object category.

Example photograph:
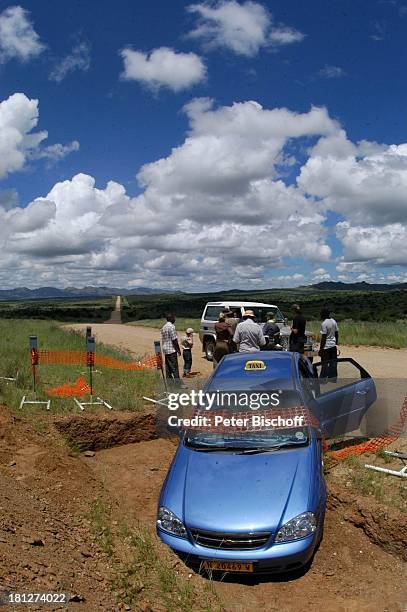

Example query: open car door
[310,358,377,438]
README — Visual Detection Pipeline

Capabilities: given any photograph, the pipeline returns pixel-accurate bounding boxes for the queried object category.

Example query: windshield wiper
[191,445,248,452]
[236,441,308,454]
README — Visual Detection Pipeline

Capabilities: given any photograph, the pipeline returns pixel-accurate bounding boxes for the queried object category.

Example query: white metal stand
[80,370,102,375]
[73,396,113,412]
[365,451,407,478]
[0,371,18,382]
[143,395,171,407]
[19,396,51,410]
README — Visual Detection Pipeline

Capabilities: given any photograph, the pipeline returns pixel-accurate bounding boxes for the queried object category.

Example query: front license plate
[201,560,254,572]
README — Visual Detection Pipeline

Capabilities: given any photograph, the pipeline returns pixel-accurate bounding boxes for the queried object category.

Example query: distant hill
[200,281,407,294]
[0,280,406,303]
[308,281,407,292]
[0,286,175,301]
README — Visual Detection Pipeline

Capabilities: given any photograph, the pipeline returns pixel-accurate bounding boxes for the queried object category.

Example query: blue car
[157,351,376,574]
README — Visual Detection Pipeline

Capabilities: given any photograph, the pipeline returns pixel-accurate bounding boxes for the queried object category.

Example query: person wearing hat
[233,310,266,353]
[213,313,233,368]
[289,304,306,354]
[181,327,194,377]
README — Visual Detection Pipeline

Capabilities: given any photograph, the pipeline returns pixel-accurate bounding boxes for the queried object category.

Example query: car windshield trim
[235,442,309,454]
[184,433,310,452]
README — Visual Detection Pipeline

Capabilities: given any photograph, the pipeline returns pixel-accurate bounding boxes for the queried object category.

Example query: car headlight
[275,512,317,543]
[157,507,187,538]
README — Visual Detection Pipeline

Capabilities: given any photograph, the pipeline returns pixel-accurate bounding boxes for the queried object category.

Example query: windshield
[249,307,285,323]
[185,429,309,451]
[184,390,309,451]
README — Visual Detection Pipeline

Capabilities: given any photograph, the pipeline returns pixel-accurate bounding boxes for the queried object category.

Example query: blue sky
[0,0,406,289]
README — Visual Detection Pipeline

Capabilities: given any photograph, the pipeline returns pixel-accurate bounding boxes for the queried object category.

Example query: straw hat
[243,309,256,318]
[186,328,194,334]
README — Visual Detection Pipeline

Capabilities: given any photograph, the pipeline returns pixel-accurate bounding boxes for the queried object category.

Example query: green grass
[343,455,406,511]
[307,320,407,349]
[0,319,159,412]
[89,497,115,557]
[129,318,406,349]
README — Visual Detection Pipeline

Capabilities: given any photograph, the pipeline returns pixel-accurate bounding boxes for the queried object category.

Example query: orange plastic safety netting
[181,406,320,434]
[328,395,407,461]
[46,376,91,398]
[34,349,162,370]
[182,399,407,460]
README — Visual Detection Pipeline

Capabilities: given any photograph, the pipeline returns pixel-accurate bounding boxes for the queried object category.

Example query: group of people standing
[160,305,339,385]
[213,304,339,379]
[213,308,265,366]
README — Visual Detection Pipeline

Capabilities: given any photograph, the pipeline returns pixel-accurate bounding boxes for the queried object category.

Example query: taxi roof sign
[244,360,266,371]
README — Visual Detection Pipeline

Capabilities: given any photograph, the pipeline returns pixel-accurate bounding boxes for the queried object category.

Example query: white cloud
[0,5,45,63]
[120,47,206,92]
[49,41,91,82]
[0,98,341,288]
[336,259,372,275]
[138,99,338,198]
[187,1,304,56]
[268,26,304,46]
[2,93,406,289]
[31,140,80,164]
[187,0,270,56]
[8,174,127,258]
[299,134,407,266]
[336,222,407,266]
[299,140,407,226]
[312,266,331,281]
[273,273,305,287]
[1,199,55,234]
[0,93,47,179]
[0,93,80,179]
[313,267,326,275]
[317,65,346,79]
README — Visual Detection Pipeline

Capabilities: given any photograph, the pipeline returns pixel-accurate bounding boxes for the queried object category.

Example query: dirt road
[105,295,122,324]
[65,322,407,379]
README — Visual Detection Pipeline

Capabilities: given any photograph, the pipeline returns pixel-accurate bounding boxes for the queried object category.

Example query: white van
[199,301,316,360]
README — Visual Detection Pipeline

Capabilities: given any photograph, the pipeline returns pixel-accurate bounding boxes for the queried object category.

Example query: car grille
[190,529,271,550]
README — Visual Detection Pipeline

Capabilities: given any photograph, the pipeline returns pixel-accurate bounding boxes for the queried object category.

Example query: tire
[205,338,215,361]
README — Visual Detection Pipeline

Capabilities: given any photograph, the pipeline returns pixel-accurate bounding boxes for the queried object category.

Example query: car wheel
[205,339,215,361]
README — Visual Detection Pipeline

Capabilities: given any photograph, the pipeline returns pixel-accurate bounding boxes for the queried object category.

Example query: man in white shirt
[233,310,266,353]
[319,308,339,381]
[161,314,181,385]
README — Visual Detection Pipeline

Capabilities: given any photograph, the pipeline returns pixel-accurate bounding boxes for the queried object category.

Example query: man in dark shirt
[289,304,306,354]
[263,313,281,348]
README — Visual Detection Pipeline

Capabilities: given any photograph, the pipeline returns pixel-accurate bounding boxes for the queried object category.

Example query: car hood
[162,443,316,533]
[279,325,313,338]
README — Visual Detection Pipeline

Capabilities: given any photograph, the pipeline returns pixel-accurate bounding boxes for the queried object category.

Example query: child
[181,328,194,377]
